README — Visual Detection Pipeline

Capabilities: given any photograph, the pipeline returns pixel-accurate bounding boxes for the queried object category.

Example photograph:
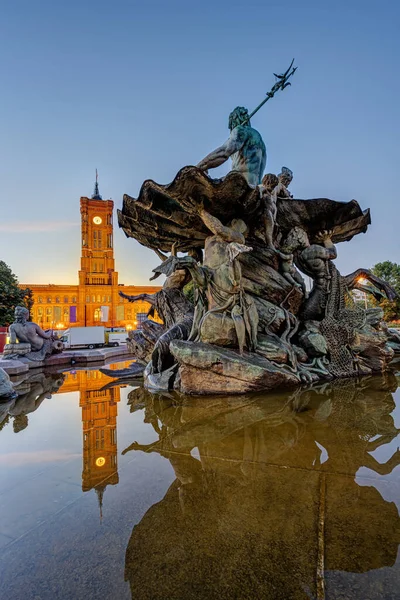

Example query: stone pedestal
[3,343,31,356]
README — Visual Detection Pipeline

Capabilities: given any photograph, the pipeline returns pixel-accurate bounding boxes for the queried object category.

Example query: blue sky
[0,0,399,285]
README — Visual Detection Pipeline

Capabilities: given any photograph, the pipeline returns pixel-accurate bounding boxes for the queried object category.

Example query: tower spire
[96,486,105,523]
[91,169,102,200]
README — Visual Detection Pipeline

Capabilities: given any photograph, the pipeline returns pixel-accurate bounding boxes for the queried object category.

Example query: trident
[240,59,297,126]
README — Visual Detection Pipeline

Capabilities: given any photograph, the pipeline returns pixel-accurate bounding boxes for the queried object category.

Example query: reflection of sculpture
[0,367,17,400]
[124,378,400,599]
[4,306,63,362]
[115,63,398,394]
[2,372,65,432]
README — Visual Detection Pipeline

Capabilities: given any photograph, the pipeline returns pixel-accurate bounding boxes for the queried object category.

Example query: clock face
[93,216,102,225]
[96,457,106,467]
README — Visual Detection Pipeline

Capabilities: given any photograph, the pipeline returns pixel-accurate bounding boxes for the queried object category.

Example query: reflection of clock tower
[80,371,120,514]
[78,172,119,326]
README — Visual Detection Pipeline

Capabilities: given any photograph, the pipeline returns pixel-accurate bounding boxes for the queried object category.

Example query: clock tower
[78,173,120,326]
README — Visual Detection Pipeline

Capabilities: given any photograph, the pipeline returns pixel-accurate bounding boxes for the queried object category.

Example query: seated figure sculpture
[197,106,267,188]
[173,203,259,354]
[258,172,280,250]
[277,166,293,198]
[4,306,62,362]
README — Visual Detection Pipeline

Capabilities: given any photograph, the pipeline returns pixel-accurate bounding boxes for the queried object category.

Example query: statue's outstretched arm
[363,447,400,475]
[172,256,207,288]
[35,324,52,340]
[200,208,245,244]
[119,291,156,305]
[197,129,243,171]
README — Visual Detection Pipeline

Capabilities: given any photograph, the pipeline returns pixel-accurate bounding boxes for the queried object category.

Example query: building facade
[21,179,161,330]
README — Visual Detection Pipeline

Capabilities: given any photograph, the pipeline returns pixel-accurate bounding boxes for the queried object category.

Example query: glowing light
[96,457,106,467]
[56,323,65,329]
[357,277,367,285]
[126,324,133,330]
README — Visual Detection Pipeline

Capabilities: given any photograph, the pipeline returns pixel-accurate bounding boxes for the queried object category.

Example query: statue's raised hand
[315,229,333,243]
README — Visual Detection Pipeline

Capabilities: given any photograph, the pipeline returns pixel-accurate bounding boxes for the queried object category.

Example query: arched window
[47,297,52,303]
[38,296,43,304]
[94,308,101,322]
[64,296,69,303]
[55,296,60,303]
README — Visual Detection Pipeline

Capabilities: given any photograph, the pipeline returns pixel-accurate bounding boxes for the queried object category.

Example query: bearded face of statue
[14,306,29,324]
[228,107,250,130]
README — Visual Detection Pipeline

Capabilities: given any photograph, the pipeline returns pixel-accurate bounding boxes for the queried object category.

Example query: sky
[0,0,399,285]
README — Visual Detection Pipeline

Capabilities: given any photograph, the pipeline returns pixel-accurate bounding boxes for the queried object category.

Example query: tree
[371,261,400,321]
[0,261,30,326]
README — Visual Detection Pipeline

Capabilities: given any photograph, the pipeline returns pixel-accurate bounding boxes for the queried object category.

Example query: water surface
[0,366,400,599]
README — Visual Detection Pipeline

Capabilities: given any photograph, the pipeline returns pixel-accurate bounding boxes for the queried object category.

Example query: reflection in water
[0,372,65,434]
[2,364,131,514]
[123,376,400,600]
[59,365,131,512]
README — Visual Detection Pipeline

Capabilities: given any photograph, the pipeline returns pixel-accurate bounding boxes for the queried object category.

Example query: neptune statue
[197,106,267,187]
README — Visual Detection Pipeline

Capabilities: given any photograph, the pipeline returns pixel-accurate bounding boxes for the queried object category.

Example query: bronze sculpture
[114,62,398,394]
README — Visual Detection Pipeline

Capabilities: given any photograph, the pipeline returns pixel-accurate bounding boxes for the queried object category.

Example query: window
[55,296,60,304]
[72,296,77,303]
[111,429,116,445]
[99,263,104,272]
[64,296,68,303]
[86,295,90,303]
[38,296,43,304]
[46,307,52,316]
[63,307,69,322]
[93,231,97,248]
[47,297,52,303]
[37,307,43,317]
[98,231,102,248]
[95,430,105,449]
[94,308,101,321]
[97,295,101,303]
[107,296,111,302]
[92,296,95,303]
[107,233,113,248]
[103,296,106,302]
[93,262,97,272]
